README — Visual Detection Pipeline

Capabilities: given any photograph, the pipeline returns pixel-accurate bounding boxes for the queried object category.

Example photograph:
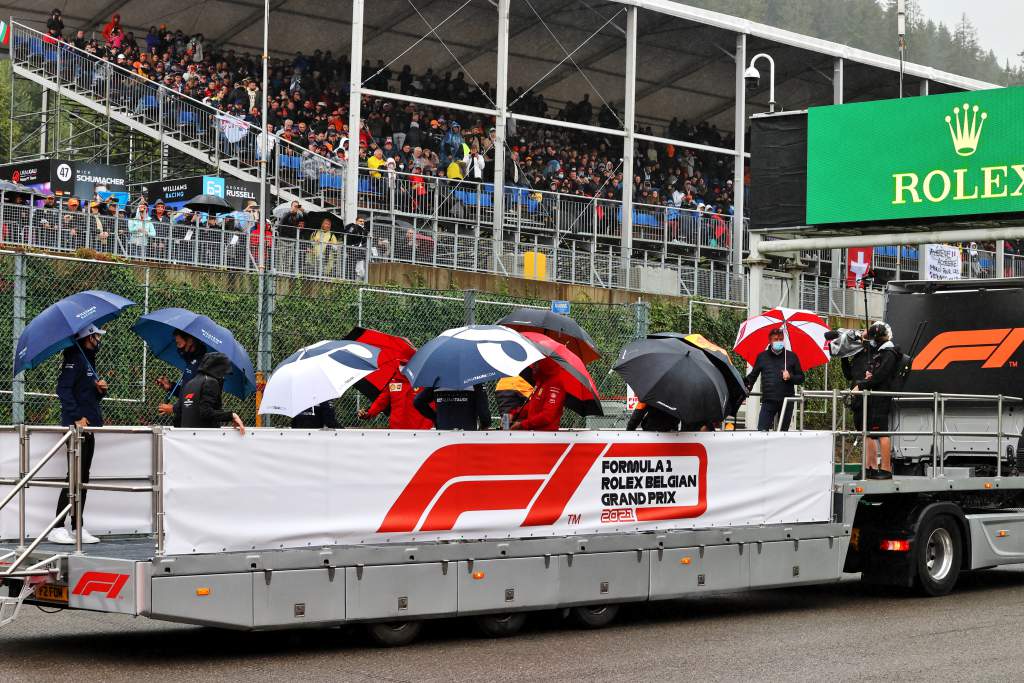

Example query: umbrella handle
[164,378,182,403]
[75,341,101,382]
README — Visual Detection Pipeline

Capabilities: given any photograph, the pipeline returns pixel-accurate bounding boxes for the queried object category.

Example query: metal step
[0,579,33,629]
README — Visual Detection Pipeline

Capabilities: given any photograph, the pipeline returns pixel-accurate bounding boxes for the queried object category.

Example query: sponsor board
[162,429,832,554]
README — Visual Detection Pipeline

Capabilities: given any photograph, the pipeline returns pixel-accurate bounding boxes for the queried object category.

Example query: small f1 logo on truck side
[72,572,129,599]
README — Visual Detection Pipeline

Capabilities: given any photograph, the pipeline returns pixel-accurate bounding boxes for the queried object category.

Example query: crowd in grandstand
[38,10,739,226]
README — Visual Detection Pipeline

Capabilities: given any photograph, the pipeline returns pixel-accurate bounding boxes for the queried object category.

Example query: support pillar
[491,0,510,238]
[345,0,365,223]
[830,58,844,292]
[997,239,1005,278]
[620,6,637,281]
[732,33,747,270]
[12,253,26,424]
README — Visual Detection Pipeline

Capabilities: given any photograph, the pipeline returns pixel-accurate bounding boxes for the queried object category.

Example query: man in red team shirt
[509,360,566,432]
[358,367,434,429]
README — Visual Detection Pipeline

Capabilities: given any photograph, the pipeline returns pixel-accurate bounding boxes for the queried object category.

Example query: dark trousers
[56,432,95,530]
[758,399,794,432]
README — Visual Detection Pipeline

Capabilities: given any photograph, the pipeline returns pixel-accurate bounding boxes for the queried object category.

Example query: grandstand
[1,1,1007,310]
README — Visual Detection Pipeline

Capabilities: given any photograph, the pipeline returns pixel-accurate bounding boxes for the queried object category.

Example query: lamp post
[744,53,776,112]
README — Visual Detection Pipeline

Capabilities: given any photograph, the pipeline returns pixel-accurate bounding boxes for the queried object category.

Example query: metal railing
[788,389,1023,481]
[9,22,748,255]
[0,425,160,566]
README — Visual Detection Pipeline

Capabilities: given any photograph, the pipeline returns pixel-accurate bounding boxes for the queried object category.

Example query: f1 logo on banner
[377,442,707,533]
[72,571,129,599]
[912,328,1024,371]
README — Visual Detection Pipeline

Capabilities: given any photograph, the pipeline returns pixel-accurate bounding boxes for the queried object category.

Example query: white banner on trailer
[0,429,154,539]
[161,429,833,555]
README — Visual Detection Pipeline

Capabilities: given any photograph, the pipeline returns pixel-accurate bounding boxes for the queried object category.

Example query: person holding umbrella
[509,359,566,431]
[154,329,207,417]
[626,402,681,432]
[745,328,804,431]
[173,352,245,434]
[359,366,433,429]
[413,383,490,431]
[50,325,109,544]
[14,289,136,545]
[291,401,339,429]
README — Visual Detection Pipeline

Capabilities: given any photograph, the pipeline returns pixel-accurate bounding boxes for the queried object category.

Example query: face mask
[770,341,784,353]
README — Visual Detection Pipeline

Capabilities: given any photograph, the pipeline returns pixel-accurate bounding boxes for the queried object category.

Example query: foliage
[685,0,1023,86]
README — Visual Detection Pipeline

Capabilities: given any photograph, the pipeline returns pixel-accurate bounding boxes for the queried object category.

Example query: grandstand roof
[14,0,996,131]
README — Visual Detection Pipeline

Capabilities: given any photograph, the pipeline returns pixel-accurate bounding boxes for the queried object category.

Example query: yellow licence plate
[33,583,68,604]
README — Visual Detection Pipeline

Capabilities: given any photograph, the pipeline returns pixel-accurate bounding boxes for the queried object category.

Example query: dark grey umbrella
[613,338,729,426]
[184,193,233,215]
[496,307,600,364]
[304,210,345,233]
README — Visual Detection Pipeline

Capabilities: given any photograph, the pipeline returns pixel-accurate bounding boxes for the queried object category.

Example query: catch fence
[0,251,647,429]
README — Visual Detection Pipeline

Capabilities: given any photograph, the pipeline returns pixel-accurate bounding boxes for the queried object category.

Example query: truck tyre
[474,612,527,637]
[914,515,962,597]
[366,621,423,647]
[570,604,620,629]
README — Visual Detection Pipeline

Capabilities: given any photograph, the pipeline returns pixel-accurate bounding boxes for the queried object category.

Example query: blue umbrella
[132,307,257,398]
[14,290,136,376]
[402,325,544,389]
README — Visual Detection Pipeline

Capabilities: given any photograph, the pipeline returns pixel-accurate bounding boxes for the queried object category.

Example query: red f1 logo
[378,441,707,533]
[72,571,129,599]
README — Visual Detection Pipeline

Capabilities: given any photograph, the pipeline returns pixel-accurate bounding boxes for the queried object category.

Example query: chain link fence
[1,251,644,429]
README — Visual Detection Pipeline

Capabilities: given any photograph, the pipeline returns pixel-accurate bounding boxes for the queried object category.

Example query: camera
[743,65,760,91]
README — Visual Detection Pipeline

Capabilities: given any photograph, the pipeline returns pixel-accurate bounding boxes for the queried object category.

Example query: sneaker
[875,469,893,480]
[46,527,74,544]
[78,528,100,544]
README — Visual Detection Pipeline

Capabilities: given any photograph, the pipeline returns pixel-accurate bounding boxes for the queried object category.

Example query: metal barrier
[789,389,1023,481]
[0,425,160,567]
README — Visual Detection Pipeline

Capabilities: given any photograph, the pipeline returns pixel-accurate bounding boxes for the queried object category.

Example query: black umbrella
[184,193,233,215]
[613,338,728,427]
[0,179,36,194]
[304,210,346,233]
[496,308,600,364]
[650,331,748,417]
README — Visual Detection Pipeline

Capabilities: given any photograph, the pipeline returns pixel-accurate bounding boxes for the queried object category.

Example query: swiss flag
[846,247,873,288]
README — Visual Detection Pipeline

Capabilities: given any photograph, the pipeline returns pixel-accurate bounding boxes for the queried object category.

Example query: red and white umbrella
[733,307,830,370]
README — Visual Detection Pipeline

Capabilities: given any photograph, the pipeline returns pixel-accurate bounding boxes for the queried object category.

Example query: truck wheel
[366,621,423,647]
[570,604,619,629]
[915,515,962,597]
[474,612,527,637]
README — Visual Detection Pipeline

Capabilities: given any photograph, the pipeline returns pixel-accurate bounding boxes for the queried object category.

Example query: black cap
[823,330,840,341]
[866,323,888,340]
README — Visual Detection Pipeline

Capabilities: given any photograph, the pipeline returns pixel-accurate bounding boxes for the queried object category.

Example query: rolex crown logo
[945,103,987,157]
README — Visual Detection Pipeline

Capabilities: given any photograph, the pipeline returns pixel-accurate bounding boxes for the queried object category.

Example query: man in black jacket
[50,325,108,545]
[174,352,245,434]
[626,402,680,432]
[745,328,804,431]
[413,384,491,430]
[852,323,899,479]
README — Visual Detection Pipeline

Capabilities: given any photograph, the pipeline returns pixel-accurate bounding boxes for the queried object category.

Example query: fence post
[463,288,477,326]
[631,300,650,340]
[12,253,26,424]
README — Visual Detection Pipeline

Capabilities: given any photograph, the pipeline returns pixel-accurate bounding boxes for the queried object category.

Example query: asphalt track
[4,569,1024,682]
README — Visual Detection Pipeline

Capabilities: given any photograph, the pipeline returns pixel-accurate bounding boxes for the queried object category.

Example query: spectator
[307,216,337,275]
[46,8,64,38]
[745,328,804,431]
[128,200,155,258]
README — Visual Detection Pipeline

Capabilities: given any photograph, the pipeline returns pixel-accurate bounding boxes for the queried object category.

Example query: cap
[76,324,106,340]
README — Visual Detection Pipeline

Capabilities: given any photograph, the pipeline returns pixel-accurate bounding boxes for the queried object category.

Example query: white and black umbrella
[259,340,380,417]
